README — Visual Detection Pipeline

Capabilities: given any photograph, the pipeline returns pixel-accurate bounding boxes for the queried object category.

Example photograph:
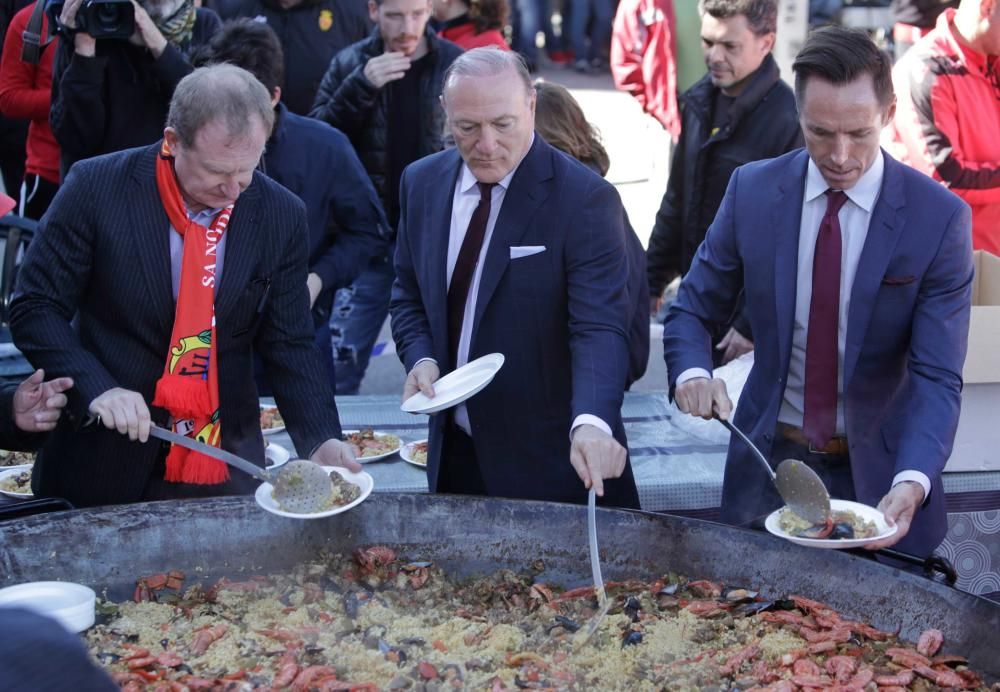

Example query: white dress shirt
[446,163,515,434]
[677,151,929,498]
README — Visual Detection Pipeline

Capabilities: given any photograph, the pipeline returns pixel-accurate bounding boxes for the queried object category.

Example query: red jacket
[887,8,1000,254]
[0,2,60,184]
[610,0,679,140]
[438,20,509,51]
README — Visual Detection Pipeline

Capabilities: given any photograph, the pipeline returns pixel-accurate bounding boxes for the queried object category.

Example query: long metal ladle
[715,416,831,524]
[149,425,335,514]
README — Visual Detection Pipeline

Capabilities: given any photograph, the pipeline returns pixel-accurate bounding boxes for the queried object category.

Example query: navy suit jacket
[10,144,344,507]
[664,149,973,555]
[391,137,640,508]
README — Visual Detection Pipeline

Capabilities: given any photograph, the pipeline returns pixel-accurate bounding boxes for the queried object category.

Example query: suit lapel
[129,145,175,336]
[844,152,905,389]
[471,138,552,335]
[215,179,263,321]
[773,152,809,372]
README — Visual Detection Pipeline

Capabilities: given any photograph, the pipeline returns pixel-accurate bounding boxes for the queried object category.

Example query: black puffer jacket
[647,54,802,307]
[309,27,462,224]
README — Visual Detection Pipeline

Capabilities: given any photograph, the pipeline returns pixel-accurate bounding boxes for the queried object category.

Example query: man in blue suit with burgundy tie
[664,26,973,556]
[390,47,640,508]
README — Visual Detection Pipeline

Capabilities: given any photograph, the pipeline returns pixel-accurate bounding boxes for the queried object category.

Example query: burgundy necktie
[447,182,495,365]
[803,189,849,449]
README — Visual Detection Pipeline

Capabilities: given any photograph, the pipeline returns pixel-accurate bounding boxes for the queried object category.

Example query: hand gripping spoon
[149,425,335,515]
[715,416,831,525]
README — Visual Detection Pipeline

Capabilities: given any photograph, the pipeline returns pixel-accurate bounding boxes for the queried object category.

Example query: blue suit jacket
[390,137,640,508]
[664,149,973,555]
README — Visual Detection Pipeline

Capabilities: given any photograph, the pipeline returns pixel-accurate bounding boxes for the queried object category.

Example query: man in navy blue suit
[664,26,973,556]
[390,47,640,508]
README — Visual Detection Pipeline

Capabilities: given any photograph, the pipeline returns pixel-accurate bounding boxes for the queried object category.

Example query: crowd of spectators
[0,0,994,394]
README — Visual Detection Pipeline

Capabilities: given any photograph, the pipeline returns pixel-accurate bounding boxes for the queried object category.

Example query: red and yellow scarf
[152,140,233,484]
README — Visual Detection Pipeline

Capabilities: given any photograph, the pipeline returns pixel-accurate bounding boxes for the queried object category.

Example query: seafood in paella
[85,548,990,690]
[259,407,284,431]
[0,449,34,467]
[778,508,879,540]
[343,429,402,458]
[272,469,361,514]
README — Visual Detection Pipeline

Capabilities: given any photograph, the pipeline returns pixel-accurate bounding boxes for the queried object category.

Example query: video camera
[46,0,135,39]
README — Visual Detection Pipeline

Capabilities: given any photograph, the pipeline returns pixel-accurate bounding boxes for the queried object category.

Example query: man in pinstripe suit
[9,65,360,507]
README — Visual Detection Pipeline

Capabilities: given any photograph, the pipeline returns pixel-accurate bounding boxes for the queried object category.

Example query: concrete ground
[356,63,671,397]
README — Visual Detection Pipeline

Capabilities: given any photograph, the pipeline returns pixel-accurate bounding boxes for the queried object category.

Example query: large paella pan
[0,494,997,689]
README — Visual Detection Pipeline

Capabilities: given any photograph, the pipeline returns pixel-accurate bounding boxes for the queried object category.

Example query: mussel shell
[623,595,642,622]
[734,598,796,617]
[622,630,643,648]
[724,588,758,603]
[829,522,855,540]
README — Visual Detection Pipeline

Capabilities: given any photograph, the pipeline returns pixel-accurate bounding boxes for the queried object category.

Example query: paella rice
[0,468,31,493]
[85,548,991,690]
[778,507,878,539]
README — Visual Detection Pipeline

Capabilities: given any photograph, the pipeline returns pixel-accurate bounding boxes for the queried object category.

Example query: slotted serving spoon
[715,416,831,524]
[149,425,335,515]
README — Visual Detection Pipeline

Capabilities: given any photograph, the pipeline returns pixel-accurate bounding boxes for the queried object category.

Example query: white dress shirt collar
[804,148,884,213]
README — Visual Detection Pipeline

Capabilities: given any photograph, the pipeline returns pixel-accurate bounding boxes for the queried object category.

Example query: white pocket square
[509,245,546,259]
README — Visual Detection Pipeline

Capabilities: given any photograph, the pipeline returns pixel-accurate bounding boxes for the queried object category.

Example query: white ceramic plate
[259,404,286,436]
[0,581,96,632]
[342,430,403,463]
[0,466,33,498]
[765,499,897,549]
[399,439,428,469]
[401,353,505,414]
[255,466,373,520]
[264,441,290,469]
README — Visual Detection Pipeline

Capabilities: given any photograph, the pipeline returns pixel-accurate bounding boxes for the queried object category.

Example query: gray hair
[441,47,533,103]
[166,64,275,149]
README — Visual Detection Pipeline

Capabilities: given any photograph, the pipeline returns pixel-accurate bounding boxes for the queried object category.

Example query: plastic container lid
[0,581,96,632]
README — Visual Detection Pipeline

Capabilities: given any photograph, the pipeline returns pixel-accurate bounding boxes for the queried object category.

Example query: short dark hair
[189,18,285,95]
[792,25,894,109]
[698,0,777,36]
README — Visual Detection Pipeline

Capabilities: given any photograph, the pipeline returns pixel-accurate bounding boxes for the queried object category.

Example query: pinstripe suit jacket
[10,143,344,507]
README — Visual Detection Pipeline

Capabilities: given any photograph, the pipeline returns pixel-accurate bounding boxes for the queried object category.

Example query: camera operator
[49,0,220,177]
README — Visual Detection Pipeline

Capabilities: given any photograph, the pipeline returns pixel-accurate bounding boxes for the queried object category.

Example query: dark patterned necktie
[447,182,495,365]
[803,189,849,448]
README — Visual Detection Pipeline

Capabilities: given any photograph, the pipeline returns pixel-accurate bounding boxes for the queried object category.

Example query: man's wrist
[571,414,612,439]
[892,471,930,504]
[675,367,712,387]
